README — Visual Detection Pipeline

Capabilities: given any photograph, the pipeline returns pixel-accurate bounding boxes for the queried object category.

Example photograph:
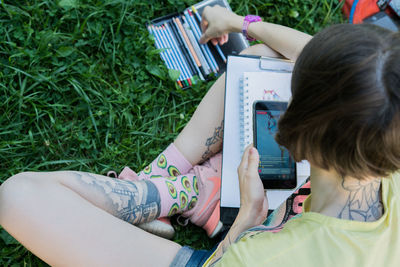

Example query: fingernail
[250,147,255,154]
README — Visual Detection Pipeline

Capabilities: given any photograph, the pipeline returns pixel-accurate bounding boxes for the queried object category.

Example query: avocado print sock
[149,171,199,217]
[138,143,193,180]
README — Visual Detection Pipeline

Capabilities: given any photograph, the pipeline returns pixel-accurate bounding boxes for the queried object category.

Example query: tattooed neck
[337,177,383,222]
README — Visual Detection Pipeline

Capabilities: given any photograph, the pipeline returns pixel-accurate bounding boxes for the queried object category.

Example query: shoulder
[387,171,400,193]
[216,217,323,266]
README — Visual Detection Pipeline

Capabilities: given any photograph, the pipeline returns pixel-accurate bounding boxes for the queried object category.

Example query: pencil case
[148,0,249,89]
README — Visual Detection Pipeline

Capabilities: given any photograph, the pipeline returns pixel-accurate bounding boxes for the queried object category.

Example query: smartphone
[253,101,296,189]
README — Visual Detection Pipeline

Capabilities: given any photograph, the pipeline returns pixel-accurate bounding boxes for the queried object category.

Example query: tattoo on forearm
[338,177,383,222]
[69,172,161,225]
[201,120,224,161]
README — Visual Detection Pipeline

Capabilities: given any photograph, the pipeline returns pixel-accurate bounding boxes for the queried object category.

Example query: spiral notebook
[221,55,310,225]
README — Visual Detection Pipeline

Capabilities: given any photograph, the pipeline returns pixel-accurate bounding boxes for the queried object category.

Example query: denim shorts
[170,246,217,267]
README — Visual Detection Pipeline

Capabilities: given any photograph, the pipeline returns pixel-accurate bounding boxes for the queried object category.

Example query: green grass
[0,0,343,265]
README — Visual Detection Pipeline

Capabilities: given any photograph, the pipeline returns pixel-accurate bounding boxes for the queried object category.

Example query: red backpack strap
[341,0,355,18]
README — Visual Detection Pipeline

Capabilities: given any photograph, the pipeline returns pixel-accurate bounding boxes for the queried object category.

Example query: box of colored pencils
[148,0,249,89]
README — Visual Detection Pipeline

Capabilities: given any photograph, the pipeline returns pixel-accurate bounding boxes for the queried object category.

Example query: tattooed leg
[201,120,224,161]
[0,171,181,266]
[174,73,225,165]
[63,172,161,225]
[64,171,198,222]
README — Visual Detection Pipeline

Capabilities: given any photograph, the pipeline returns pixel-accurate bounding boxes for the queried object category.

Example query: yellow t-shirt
[205,174,400,267]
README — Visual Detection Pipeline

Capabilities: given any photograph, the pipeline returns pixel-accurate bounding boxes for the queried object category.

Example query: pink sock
[138,143,193,180]
[149,171,199,217]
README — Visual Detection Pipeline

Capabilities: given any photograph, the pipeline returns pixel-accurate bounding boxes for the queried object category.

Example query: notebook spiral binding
[239,76,252,153]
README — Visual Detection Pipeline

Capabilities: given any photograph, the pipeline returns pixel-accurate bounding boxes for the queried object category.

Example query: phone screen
[254,101,296,188]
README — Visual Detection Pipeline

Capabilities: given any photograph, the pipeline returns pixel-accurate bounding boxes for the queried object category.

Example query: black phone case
[253,100,297,189]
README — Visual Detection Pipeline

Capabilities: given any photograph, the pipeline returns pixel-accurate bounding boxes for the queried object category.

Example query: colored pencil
[187,9,219,72]
[173,17,201,68]
[174,17,210,76]
[153,26,182,79]
[158,26,191,87]
[149,26,183,88]
[166,22,200,84]
[162,24,194,85]
[161,26,191,87]
[152,26,186,86]
[181,17,211,75]
[184,10,218,73]
[167,22,196,76]
[183,11,214,73]
[185,9,218,70]
[172,19,206,81]
[191,5,227,63]
[168,21,204,81]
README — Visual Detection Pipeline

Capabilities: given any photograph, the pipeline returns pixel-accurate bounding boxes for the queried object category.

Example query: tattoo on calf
[338,177,383,222]
[201,120,224,161]
[71,172,161,224]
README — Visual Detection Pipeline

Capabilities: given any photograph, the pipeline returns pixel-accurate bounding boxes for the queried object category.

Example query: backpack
[342,0,399,24]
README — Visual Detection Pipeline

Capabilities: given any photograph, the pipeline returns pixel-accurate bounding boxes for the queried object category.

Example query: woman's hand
[199,5,243,45]
[237,145,269,226]
[207,145,269,264]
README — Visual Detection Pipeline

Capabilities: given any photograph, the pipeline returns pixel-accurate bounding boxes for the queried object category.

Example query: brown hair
[275,24,400,179]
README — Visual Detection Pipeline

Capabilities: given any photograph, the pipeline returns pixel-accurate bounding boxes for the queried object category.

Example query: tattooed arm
[61,172,161,225]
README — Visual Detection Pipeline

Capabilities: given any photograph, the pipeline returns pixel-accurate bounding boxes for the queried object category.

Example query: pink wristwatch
[242,15,262,41]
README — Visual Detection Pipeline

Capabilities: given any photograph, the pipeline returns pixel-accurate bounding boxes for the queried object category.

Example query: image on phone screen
[254,101,296,189]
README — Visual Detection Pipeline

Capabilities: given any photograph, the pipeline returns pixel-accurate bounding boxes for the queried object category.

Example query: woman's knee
[0,172,43,226]
[239,43,282,58]
[0,172,35,197]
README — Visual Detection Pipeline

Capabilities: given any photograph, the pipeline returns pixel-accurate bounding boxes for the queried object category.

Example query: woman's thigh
[0,171,181,267]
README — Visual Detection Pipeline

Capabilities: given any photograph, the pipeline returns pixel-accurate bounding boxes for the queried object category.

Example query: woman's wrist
[227,14,244,33]
[236,208,264,229]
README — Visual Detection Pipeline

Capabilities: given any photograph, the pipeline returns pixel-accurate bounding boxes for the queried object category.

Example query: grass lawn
[0,0,343,265]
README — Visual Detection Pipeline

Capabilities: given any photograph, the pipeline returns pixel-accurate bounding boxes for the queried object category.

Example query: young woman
[1,5,400,267]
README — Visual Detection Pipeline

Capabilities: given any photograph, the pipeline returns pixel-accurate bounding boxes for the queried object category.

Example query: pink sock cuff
[118,166,139,181]
[166,143,193,175]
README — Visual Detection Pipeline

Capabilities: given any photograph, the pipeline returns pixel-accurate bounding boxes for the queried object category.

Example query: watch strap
[242,15,262,41]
